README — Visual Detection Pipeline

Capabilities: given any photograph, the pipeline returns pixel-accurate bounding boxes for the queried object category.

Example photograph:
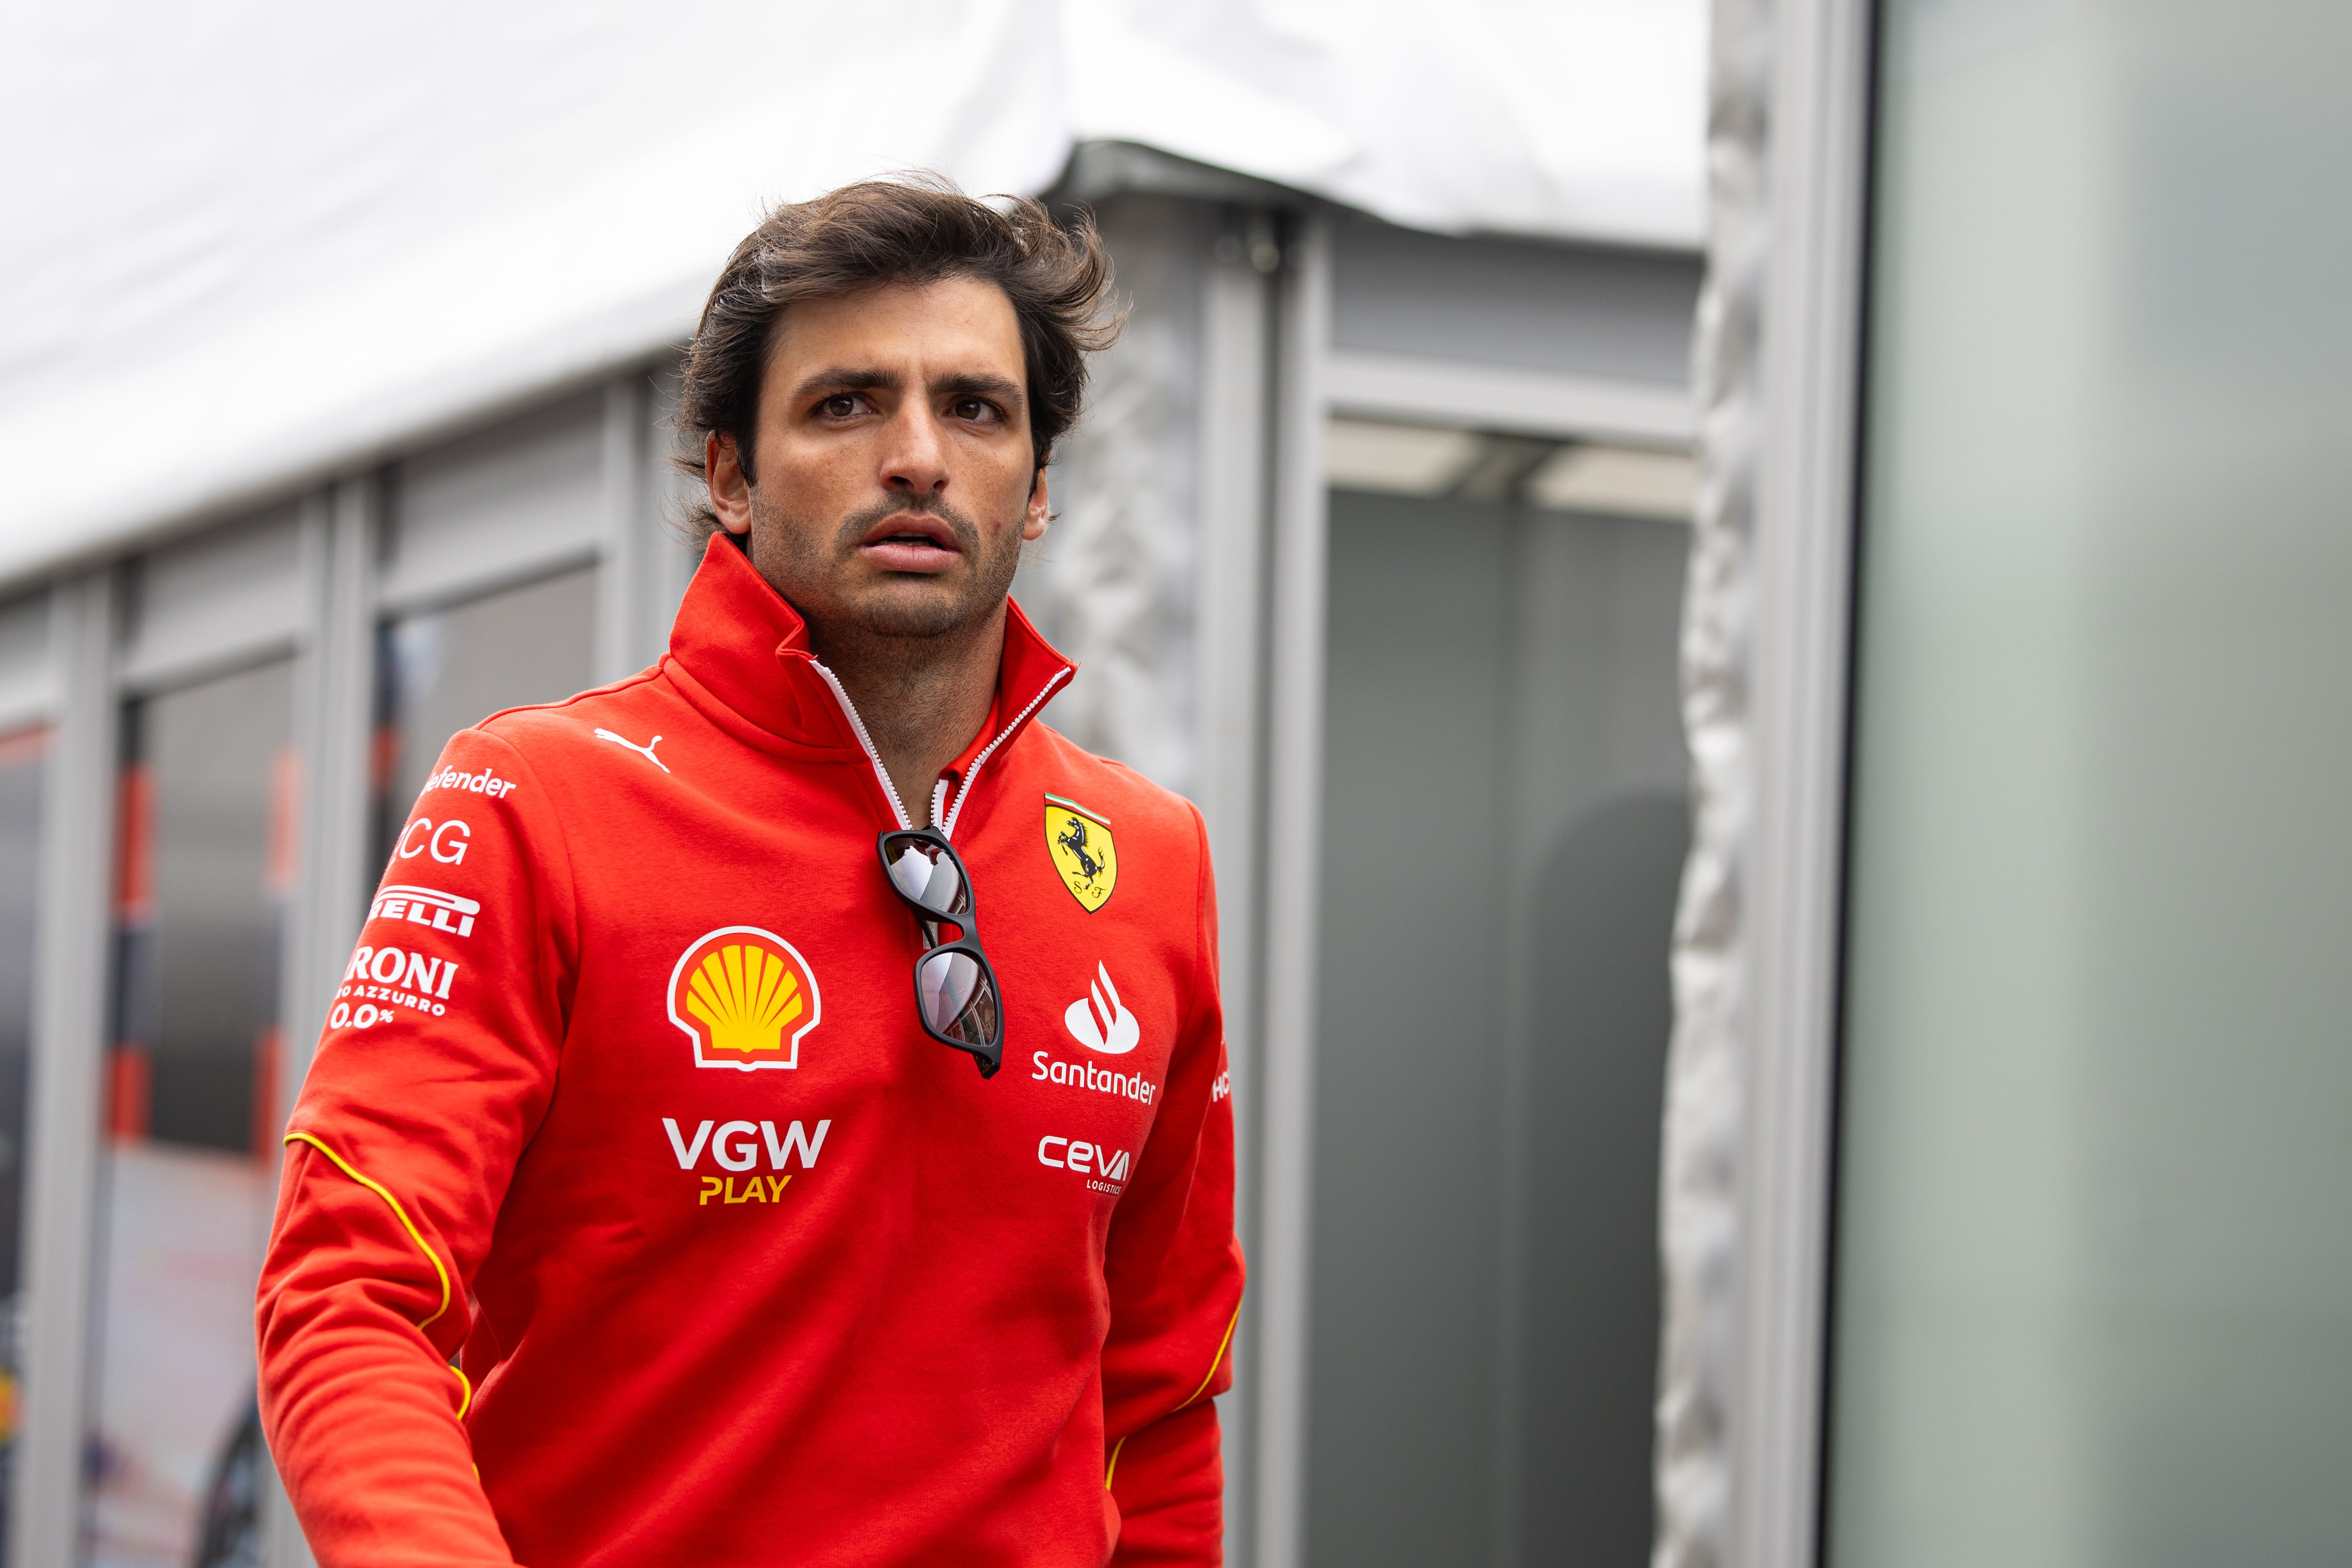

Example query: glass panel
[372,567,596,869]
[1311,489,1690,1566]
[1830,3,2352,1564]
[0,726,49,1555]
[90,660,293,1568]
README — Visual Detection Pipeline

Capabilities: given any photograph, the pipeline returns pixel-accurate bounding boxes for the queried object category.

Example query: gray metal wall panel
[122,505,306,689]
[382,393,604,612]
[1311,491,1689,1568]
[0,592,50,728]
[1330,215,1702,390]
[10,573,117,1568]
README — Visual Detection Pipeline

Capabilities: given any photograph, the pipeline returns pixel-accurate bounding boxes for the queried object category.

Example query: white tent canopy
[0,0,1704,584]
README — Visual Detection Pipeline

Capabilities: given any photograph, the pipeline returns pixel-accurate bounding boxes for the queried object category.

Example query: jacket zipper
[810,661,912,832]
[812,659,1073,842]
[942,666,1072,838]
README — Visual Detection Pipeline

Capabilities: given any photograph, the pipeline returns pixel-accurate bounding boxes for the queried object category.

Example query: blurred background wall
[1671,1,2352,1567]
[0,6,1709,1567]
[32,4,2352,1567]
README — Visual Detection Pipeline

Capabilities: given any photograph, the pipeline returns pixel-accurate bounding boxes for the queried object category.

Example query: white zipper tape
[943,665,1072,839]
[810,661,912,831]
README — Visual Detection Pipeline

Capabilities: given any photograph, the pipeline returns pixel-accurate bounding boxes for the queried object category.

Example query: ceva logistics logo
[669,925,822,1071]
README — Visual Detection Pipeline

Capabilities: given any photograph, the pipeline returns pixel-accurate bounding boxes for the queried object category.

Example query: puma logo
[594,728,669,774]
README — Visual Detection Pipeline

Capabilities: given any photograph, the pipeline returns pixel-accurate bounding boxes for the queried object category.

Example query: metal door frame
[1653,0,1878,1565]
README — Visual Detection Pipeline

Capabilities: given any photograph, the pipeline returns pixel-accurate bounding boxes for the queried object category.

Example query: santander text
[1032,1051,1154,1104]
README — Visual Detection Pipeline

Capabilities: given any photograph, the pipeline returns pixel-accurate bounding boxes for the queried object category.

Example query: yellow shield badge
[1045,794,1118,912]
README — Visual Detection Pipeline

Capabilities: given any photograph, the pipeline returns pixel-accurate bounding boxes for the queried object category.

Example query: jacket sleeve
[255,730,575,1568]
[1103,805,1247,1565]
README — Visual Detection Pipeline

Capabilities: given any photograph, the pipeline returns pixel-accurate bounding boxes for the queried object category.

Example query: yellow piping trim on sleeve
[284,1130,454,1330]
[450,1363,473,1420]
[1106,1304,1243,1491]
[1178,1306,1242,1410]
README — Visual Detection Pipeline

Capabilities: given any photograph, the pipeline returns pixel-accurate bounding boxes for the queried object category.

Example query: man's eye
[954,398,998,422]
[820,394,862,418]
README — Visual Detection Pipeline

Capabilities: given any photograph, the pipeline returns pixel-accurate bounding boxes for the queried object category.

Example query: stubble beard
[752,488,1026,647]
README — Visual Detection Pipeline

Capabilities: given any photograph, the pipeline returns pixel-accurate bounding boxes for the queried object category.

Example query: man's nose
[881,404,950,495]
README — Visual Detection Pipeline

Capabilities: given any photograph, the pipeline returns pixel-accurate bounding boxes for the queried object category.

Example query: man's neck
[808,605,1005,829]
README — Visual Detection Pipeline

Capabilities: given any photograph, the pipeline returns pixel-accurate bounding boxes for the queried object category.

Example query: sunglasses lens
[882,835,969,917]
[916,949,1000,1047]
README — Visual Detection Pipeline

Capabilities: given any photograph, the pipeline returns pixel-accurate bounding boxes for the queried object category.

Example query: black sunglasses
[876,827,1004,1078]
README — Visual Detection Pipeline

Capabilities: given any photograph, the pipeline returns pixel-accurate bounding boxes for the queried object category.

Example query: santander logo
[1064,963,1140,1055]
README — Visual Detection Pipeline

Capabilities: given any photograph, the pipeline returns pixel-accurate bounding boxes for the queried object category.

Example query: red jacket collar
[664,532,1074,776]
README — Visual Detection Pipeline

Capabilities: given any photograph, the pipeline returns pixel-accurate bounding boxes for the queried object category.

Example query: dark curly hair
[672,175,1122,538]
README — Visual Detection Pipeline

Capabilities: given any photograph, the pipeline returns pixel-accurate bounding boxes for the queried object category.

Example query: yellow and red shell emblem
[668,926,821,1071]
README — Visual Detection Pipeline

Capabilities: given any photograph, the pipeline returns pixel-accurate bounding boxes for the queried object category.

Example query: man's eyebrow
[792,366,903,401]
[788,367,1025,411]
[935,372,1025,409]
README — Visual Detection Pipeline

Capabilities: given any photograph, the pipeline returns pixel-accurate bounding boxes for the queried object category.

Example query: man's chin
[843,580,988,639]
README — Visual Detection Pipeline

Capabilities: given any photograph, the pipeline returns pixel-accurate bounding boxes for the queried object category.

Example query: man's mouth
[856,514,962,573]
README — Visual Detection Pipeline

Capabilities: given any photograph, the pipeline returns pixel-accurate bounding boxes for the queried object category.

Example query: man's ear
[1022,464,1050,543]
[707,433,754,536]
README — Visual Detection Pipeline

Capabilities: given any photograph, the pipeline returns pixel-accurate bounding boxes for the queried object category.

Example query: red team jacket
[256,535,1244,1567]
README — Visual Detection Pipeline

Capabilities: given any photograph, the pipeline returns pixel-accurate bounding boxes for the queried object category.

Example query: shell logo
[667,926,822,1072]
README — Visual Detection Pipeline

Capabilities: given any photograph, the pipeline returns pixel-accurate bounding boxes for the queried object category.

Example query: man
[256,180,1244,1567]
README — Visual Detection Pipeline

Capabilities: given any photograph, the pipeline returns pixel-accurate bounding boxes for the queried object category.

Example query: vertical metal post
[1657,0,1876,1565]
[11,569,118,1568]
[1252,209,1331,1568]
[263,479,377,1568]
[282,480,378,1106]
[597,372,656,684]
[645,362,700,642]
[1193,206,1278,1564]
[1733,0,1875,1560]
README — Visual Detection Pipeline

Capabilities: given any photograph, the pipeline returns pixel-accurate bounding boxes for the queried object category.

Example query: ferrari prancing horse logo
[1045,794,1117,912]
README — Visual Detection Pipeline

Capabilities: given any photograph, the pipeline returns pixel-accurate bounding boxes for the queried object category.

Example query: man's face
[707,275,1048,643]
